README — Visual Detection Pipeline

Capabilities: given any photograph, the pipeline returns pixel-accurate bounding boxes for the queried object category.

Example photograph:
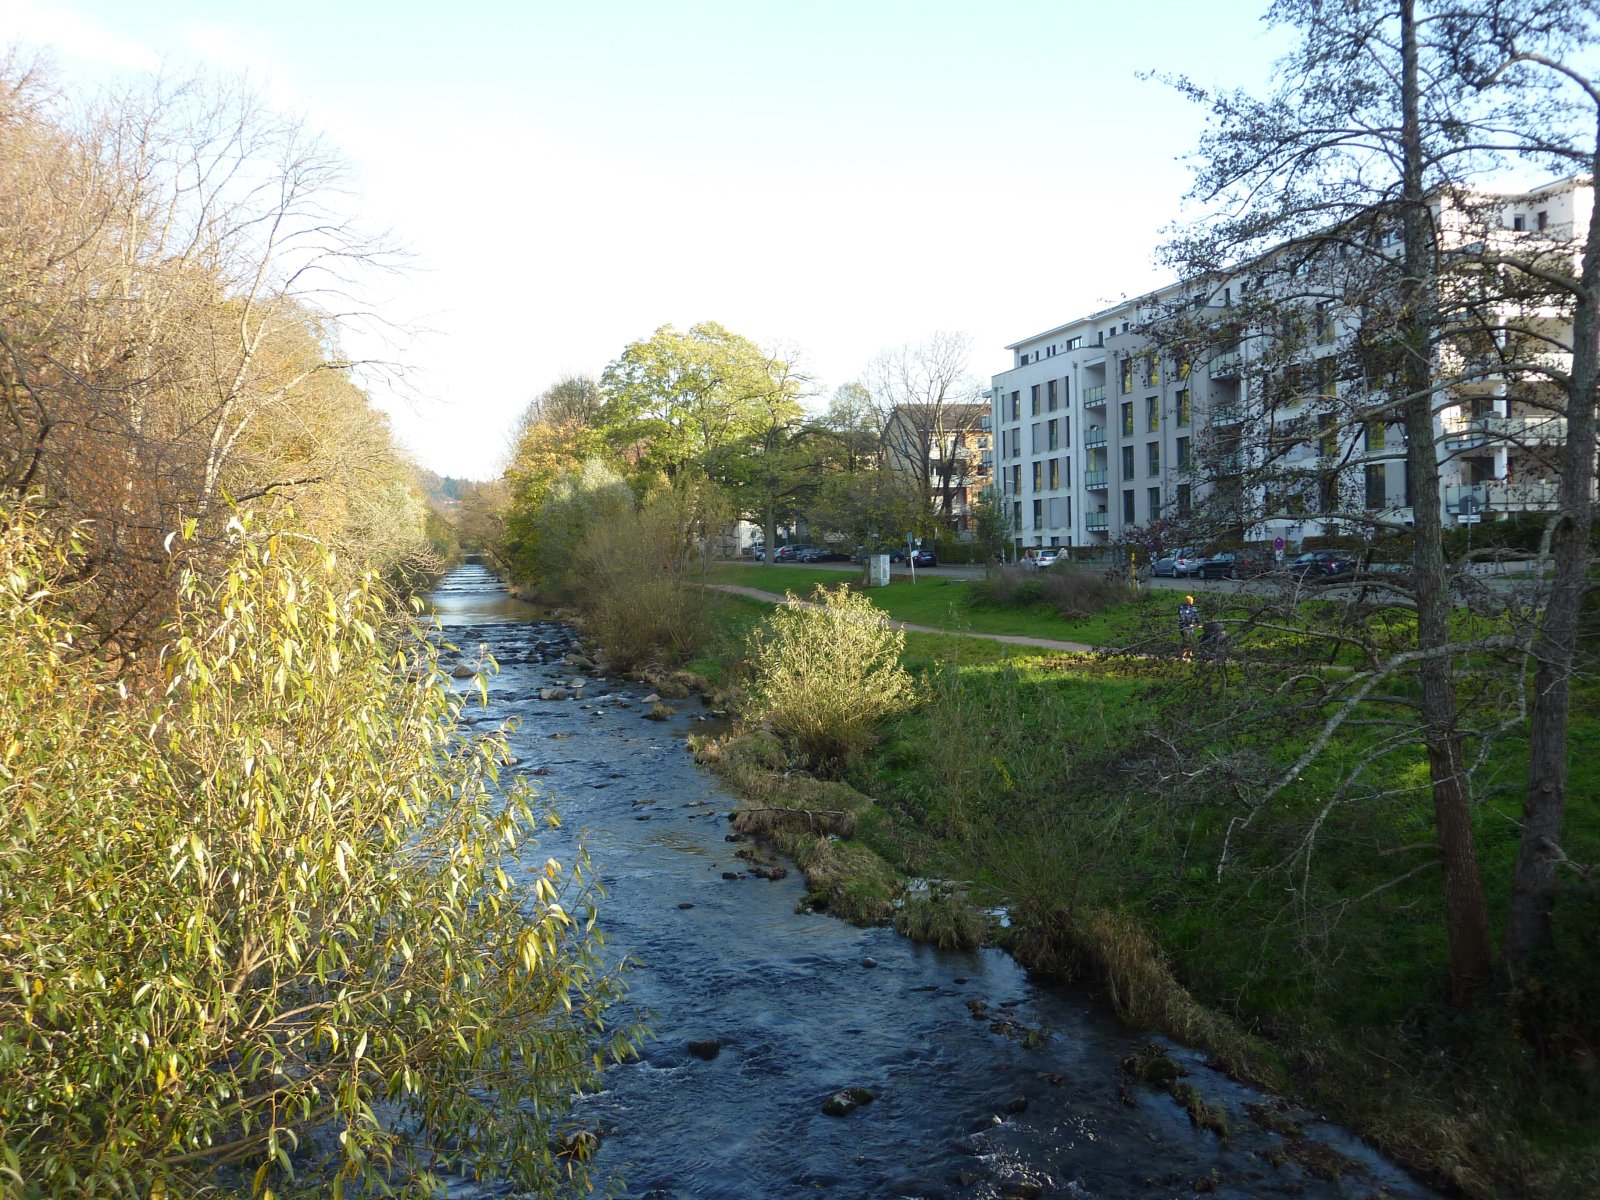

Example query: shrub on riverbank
[0,508,633,1198]
[746,585,917,772]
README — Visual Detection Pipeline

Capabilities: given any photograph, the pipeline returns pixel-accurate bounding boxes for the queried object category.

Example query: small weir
[429,565,1436,1200]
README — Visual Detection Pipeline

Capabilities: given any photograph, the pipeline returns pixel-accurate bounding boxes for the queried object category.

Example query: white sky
[4,0,1291,479]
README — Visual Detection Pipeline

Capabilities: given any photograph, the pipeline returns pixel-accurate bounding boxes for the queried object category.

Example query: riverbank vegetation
[0,508,633,1197]
[648,572,1599,1198]
[0,57,629,1197]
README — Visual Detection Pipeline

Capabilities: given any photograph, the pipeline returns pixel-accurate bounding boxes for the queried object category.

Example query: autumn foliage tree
[0,54,435,646]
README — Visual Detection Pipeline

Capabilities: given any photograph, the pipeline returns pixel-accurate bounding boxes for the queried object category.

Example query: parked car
[1026,548,1064,569]
[1198,549,1271,580]
[910,549,937,567]
[797,548,850,563]
[772,545,814,562]
[1286,550,1357,579]
[852,546,906,564]
[1151,548,1205,578]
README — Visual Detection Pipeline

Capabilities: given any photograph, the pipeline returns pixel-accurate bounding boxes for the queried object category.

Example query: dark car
[772,545,814,562]
[910,549,937,568]
[797,548,850,563]
[1198,550,1271,580]
[1286,550,1357,579]
[1152,548,1205,578]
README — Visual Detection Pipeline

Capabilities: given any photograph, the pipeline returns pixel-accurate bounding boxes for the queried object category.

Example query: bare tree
[0,56,403,644]
[866,332,988,526]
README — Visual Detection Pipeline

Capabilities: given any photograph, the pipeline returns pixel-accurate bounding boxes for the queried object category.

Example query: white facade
[989,175,1592,555]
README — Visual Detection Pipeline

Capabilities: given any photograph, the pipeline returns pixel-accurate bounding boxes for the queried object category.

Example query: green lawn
[699,562,1148,645]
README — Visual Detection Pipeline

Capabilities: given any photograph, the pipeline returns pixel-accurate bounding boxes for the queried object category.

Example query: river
[429,565,1436,1200]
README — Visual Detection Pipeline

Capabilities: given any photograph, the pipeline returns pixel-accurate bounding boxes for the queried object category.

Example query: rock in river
[822,1087,875,1117]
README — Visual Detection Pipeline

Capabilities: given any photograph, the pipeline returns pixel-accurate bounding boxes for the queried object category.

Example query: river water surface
[429,565,1435,1200]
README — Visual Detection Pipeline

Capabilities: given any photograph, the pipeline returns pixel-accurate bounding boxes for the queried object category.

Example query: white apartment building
[989,175,1591,556]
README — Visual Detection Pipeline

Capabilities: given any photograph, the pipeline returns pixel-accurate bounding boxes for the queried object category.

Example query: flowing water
[429,565,1436,1200]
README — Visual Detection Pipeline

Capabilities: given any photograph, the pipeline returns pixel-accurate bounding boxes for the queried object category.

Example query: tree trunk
[1399,0,1493,1003]
[763,501,777,569]
[1503,124,1600,975]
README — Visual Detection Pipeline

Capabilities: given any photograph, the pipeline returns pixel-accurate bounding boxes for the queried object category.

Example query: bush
[576,483,712,670]
[0,509,633,1198]
[746,585,917,772]
[970,564,1133,618]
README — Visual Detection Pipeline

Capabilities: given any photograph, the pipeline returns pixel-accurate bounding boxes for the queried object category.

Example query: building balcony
[1209,350,1243,379]
[1084,511,1110,532]
[1442,414,1566,450]
[1083,426,1108,449]
[1444,479,1560,514]
[1084,468,1109,488]
[1083,385,1108,407]
[1209,402,1246,425]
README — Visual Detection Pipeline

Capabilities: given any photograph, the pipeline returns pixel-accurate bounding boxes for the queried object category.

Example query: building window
[1031,384,1041,416]
[1031,422,1044,453]
[1176,436,1190,471]
[1062,415,1071,448]
[1121,445,1135,481]
[1147,352,1160,388]
[1365,422,1387,452]
[1176,388,1190,427]
[1066,336,1082,350]
[1121,402,1134,437]
[1537,209,1548,231]
[1047,420,1060,451]
[1032,498,1044,529]
[1146,396,1160,433]
[1148,486,1162,517]
[1011,464,1021,495]
[1012,500,1022,531]
[1365,463,1387,509]
[1120,358,1134,394]
[1047,379,1058,411]
[1049,458,1061,489]
[1010,391,1020,421]
[1176,483,1192,516]
[1032,461,1043,491]
[1513,214,1525,231]
[1122,490,1136,523]
[1147,442,1160,475]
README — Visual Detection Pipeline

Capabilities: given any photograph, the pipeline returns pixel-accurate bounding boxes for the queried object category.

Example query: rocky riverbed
[428,564,1438,1200]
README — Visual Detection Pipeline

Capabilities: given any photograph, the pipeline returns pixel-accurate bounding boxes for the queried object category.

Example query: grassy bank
[677,583,1600,1199]
[701,561,1157,644]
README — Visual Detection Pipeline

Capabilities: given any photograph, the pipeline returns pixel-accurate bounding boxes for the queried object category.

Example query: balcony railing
[1084,468,1109,488]
[1443,415,1567,449]
[1209,350,1242,379]
[1209,403,1245,425]
[1444,480,1560,513]
[1083,385,1108,406]
[1083,426,1108,448]
[1084,511,1110,532]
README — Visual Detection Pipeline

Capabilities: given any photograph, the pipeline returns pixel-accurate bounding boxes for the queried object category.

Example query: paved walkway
[701,583,1101,654]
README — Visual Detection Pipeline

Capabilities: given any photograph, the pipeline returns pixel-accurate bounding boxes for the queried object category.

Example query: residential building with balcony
[882,402,992,532]
[988,174,1592,555]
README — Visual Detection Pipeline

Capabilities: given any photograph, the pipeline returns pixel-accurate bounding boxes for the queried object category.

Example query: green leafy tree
[597,322,805,479]
[532,458,635,597]
[0,506,634,1197]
